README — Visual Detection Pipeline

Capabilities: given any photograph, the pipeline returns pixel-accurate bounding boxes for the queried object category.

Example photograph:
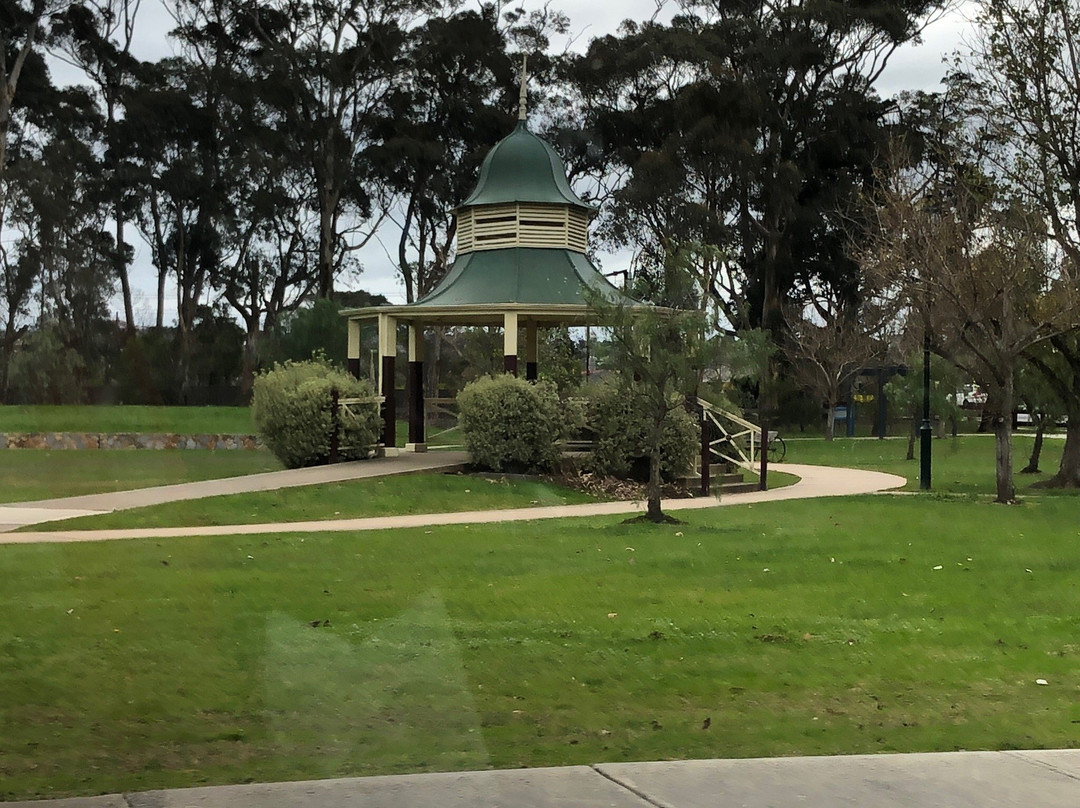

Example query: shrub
[252,359,380,468]
[586,381,697,482]
[457,374,570,472]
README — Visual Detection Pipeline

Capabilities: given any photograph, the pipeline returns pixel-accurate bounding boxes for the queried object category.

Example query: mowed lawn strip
[0,405,255,434]
[2,494,1079,799]
[0,450,283,503]
[26,474,599,530]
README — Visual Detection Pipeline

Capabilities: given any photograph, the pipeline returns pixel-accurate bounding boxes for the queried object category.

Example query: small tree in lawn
[784,298,890,441]
[884,353,961,461]
[588,245,718,523]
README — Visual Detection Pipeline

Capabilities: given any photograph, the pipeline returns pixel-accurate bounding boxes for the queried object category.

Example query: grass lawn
[28,473,598,530]
[783,433,1072,497]
[0,451,282,503]
[393,420,461,449]
[0,405,255,434]
[3,491,1079,799]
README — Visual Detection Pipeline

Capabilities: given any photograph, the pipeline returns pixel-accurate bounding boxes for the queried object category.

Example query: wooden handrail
[694,397,764,490]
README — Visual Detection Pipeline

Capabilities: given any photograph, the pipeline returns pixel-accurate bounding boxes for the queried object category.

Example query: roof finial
[518,54,528,123]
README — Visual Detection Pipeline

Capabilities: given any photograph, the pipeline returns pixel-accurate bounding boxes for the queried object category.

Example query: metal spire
[518,54,528,122]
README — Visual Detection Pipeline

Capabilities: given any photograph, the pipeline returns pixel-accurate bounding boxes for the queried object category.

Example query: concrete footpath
[7,750,1080,807]
[2,464,906,544]
[0,451,470,533]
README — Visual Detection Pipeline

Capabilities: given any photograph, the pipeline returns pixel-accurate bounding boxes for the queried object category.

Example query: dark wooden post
[407,324,426,450]
[379,314,396,449]
[877,367,888,439]
[504,312,519,377]
[525,320,538,381]
[699,400,710,496]
[347,318,361,379]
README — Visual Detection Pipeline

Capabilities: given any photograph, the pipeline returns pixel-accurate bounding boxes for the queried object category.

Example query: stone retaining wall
[0,433,264,450]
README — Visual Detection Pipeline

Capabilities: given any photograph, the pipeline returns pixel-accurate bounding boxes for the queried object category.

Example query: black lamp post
[920,329,932,490]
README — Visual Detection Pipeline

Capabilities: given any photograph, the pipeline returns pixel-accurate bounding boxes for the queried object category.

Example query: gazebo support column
[347,318,361,379]
[406,324,426,452]
[378,314,397,452]
[525,320,538,381]
[503,312,519,376]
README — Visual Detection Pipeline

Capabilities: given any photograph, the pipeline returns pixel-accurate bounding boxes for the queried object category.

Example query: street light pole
[920,328,932,490]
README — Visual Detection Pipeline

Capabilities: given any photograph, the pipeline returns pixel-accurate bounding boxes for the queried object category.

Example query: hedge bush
[457,374,571,472]
[252,359,380,469]
[586,381,697,482]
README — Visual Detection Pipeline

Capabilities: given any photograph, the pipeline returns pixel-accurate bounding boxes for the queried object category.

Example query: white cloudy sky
[50,0,976,324]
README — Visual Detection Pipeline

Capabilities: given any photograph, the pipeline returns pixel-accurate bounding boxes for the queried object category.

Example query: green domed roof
[414,248,636,308]
[460,122,593,210]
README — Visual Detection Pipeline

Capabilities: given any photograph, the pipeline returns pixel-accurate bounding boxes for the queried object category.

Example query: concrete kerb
[1,464,907,544]
[5,750,1080,807]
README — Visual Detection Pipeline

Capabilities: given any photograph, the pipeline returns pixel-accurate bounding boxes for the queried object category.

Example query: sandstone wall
[0,433,264,450]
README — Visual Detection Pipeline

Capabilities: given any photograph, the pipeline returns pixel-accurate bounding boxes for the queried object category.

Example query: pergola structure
[342,70,642,452]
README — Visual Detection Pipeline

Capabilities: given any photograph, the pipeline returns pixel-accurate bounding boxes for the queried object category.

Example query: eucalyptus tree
[243,0,437,299]
[567,0,943,333]
[50,0,143,333]
[118,55,218,401]
[1,1,65,191]
[4,77,115,401]
[377,6,517,304]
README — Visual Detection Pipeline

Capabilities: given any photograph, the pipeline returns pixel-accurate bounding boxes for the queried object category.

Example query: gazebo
[342,72,641,452]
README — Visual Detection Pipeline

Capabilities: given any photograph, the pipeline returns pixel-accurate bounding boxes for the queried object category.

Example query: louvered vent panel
[456,209,474,253]
[457,203,590,253]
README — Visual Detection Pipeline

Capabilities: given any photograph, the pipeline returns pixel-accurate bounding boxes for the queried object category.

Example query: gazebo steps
[676,474,760,495]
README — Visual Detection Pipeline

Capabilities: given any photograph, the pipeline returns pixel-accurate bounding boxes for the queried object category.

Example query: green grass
[393,420,461,448]
[29,473,598,530]
[28,465,797,532]
[783,434,1072,496]
[0,405,255,434]
[3,492,1080,799]
[0,450,282,503]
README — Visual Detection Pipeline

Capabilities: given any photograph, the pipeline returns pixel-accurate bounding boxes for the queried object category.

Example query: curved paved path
[1,463,905,545]
[0,451,470,533]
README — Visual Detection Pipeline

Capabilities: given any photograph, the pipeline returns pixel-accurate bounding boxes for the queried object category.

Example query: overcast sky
[51,0,976,324]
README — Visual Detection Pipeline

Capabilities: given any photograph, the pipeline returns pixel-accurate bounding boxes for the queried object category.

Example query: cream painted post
[525,320,538,381]
[406,323,426,452]
[503,311,519,376]
[347,318,361,379]
[378,314,397,452]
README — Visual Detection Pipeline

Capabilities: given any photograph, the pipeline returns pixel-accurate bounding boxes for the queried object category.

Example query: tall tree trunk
[646,423,664,522]
[108,94,135,333]
[240,323,259,398]
[1034,418,1080,488]
[156,268,166,329]
[317,204,335,298]
[906,416,916,461]
[994,376,1015,504]
[1020,417,1045,474]
[115,207,135,332]
[825,399,836,441]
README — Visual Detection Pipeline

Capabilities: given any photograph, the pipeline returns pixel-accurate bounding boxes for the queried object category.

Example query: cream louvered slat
[456,209,475,252]
[456,202,591,254]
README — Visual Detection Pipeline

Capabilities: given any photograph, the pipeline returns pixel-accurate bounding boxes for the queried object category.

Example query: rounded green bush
[252,359,380,468]
[586,381,697,481]
[457,374,569,472]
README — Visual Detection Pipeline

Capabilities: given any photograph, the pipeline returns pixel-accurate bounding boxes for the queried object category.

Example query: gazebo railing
[424,396,461,447]
[329,392,384,461]
[693,397,763,486]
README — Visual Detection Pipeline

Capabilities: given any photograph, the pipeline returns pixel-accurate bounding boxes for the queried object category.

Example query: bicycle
[766,429,786,463]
